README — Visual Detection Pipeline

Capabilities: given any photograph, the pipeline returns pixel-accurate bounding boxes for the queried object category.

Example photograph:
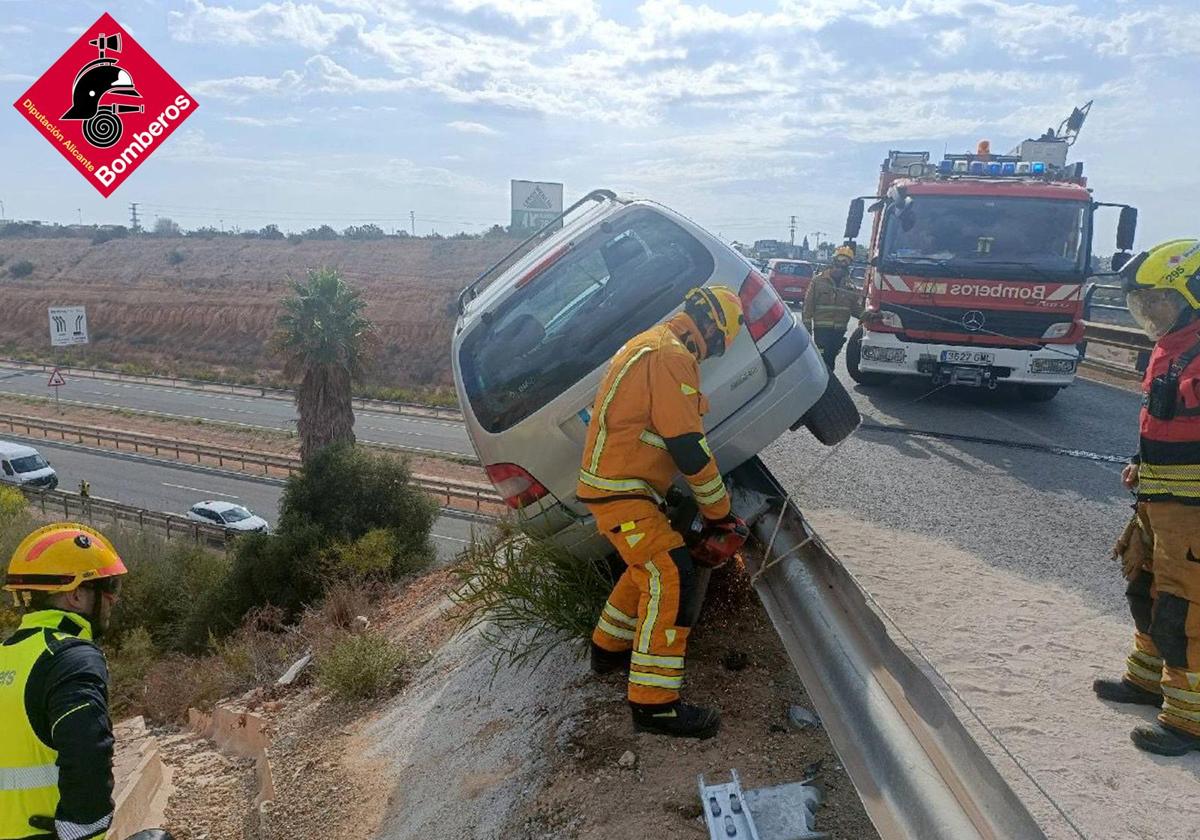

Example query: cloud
[447,120,499,135]
[223,115,303,127]
[0,72,35,83]
[168,0,366,49]
[0,23,30,35]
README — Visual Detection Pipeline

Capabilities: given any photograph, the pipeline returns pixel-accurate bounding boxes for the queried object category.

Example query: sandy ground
[363,564,876,840]
[808,507,1200,840]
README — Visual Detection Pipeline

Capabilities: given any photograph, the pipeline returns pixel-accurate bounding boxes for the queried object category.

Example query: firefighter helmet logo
[61,32,143,148]
[13,12,198,197]
[961,310,986,332]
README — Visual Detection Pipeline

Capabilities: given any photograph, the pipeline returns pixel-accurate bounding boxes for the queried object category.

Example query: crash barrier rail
[19,485,233,550]
[1080,321,1152,381]
[0,357,464,421]
[732,457,1049,839]
[0,413,502,514]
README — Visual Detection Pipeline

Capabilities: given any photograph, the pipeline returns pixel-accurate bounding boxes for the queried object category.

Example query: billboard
[511,180,564,232]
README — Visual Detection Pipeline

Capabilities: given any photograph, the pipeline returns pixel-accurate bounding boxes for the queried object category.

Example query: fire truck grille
[885,305,1065,341]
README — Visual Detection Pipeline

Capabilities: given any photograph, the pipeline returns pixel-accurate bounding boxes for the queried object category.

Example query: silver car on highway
[453,189,859,558]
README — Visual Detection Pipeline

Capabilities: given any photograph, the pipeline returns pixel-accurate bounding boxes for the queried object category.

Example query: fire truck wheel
[1017,384,1062,402]
[846,326,891,386]
[800,373,861,445]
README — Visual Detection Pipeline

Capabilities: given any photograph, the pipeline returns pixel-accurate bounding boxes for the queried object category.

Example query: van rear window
[459,208,715,433]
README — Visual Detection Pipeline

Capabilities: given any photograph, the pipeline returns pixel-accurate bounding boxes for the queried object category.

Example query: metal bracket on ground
[699,769,827,840]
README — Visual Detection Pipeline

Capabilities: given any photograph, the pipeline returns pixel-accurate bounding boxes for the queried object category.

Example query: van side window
[1,461,12,476]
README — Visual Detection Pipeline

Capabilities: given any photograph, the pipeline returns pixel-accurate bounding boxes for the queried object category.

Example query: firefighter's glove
[1112,514,1149,581]
[27,816,57,840]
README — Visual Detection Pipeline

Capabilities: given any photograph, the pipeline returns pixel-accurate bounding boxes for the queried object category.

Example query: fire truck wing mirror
[1117,206,1137,252]
[844,198,865,241]
[867,199,886,213]
[1111,251,1132,272]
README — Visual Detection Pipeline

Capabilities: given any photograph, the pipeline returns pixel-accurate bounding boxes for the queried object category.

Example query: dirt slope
[0,235,516,388]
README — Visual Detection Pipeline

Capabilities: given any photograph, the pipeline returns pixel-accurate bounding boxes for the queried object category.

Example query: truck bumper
[858,331,1079,386]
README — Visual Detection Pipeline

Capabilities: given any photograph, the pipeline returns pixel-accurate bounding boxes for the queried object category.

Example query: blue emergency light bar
[932,155,1069,178]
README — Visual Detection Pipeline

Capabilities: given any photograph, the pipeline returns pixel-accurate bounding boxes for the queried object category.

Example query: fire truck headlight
[1041,322,1073,340]
[879,310,903,329]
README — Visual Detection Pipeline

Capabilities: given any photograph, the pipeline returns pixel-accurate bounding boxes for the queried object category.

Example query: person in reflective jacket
[1095,240,1200,756]
[803,245,863,370]
[1,523,126,839]
[578,285,746,739]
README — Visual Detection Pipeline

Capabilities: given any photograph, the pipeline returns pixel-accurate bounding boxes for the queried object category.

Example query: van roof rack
[457,188,620,315]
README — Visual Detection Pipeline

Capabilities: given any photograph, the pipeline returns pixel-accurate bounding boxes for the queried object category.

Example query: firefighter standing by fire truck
[803,246,864,370]
[579,286,748,740]
[1094,239,1200,756]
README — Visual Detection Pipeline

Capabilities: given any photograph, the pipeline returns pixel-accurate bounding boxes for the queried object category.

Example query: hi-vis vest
[0,611,93,839]
[804,271,861,330]
[1137,322,1200,504]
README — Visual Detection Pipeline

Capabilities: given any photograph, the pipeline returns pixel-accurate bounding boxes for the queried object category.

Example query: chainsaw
[686,514,749,568]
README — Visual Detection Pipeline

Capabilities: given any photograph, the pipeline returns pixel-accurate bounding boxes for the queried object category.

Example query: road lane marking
[161,482,241,499]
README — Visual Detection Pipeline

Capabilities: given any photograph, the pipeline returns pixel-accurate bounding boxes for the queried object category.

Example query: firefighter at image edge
[1094,239,1200,756]
[579,285,748,739]
[802,245,866,371]
[1,523,126,840]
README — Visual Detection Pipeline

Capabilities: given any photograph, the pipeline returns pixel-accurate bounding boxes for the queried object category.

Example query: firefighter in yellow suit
[803,245,862,370]
[579,285,745,739]
[1094,240,1200,755]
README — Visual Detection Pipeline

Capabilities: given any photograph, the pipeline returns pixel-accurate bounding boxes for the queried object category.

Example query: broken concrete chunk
[618,750,637,768]
[276,650,313,686]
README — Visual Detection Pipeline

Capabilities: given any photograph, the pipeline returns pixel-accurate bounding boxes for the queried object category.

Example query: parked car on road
[765,259,816,306]
[453,189,859,560]
[0,441,59,490]
[186,501,270,533]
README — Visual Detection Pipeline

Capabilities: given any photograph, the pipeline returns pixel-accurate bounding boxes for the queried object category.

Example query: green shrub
[218,523,328,626]
[317,632,405,702]
[279,444,437,572]
[0,486,27,529]
[8,259,33,278]
[452,520,616,671]
[167,248,186,265]
[107,627,159,715]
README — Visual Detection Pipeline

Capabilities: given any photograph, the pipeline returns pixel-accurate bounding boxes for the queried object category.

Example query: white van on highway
[0,440,59,490]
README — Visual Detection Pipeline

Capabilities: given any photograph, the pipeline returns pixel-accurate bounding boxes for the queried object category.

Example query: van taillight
[485,463,551,509]
[739,269,786,342]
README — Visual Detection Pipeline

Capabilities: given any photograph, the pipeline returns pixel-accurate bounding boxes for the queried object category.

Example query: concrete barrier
[109,717,172,839]
[188,705,276,809]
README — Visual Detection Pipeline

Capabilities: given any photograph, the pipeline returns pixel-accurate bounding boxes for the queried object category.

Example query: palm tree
[273,268,375,461]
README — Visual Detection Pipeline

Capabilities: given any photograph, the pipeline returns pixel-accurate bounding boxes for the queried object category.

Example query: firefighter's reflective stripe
[638,430,667,450]
[638,561,663,653]
[680,382,698,396]
[1126,649,1164,685]
[631,651,684,670]
[596,617,635,641]
[1137,462,1200,499]
[603,602,637,629]
[57,812,112,840]
[688,474,727,506]
[589,347,655,473]
[578,470,664,504]
[0,764,59,791]
[629,670,683,690]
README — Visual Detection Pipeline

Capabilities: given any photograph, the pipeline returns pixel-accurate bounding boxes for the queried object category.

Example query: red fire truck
[842,105,1137,401]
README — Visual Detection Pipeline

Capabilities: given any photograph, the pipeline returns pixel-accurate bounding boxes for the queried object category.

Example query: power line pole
[789,215,796,247]
[129,202,140,233]
[410,210,416,236]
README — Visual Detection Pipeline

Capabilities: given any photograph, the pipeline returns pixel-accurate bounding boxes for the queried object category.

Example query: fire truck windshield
[881,195,1089,281]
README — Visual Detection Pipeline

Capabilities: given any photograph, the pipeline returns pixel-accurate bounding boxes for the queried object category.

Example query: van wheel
[846,326,891,386]
[1018,384,1062,402]
[800,374,861,445]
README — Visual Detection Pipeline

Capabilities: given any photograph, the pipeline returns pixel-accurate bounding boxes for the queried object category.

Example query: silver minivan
[452,190,859,558]
[0,440,59,490]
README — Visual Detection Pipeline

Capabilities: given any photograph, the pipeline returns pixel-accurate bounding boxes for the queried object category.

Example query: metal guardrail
[0,413,503,514]
[19,486,233,549]
[0,357,464,421]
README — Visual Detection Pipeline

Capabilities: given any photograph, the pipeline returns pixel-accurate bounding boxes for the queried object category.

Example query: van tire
[801,374,861,445]
[846,326,891,386]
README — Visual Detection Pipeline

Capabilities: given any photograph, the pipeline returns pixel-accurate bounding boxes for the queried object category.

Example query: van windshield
[460,208,715,433]
[11,454,48,473]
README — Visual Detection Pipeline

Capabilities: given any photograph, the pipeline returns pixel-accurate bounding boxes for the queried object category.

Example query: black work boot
[590,643,631,676]
[1131,722,1200,756]
[631,700,721,739]
[1093,678,1163,707]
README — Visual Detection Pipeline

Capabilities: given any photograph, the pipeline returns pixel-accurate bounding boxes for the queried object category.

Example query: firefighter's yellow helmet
[684,285,744,357]
[4,523,127,595]
[1120,240,1200,339]
[833,245,855,266]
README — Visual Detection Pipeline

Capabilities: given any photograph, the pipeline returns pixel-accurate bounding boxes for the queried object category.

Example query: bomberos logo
[13,12,198,197]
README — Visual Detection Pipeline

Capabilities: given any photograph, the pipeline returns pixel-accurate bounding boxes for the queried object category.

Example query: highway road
[0,365,475,458]
[6,436,484,563]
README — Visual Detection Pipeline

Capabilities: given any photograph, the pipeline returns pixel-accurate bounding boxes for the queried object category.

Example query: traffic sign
[49,306,88,346]
[47,368,66,387]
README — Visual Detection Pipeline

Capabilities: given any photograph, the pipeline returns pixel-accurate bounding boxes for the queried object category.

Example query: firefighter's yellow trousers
[588,498,696,706]
[1120,501,1200,736]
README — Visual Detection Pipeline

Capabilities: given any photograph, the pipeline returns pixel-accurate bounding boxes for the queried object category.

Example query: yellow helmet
[1120,239,1200,339]
[683,285,744,357]
[4,523,127,595]
[833,245,855,266]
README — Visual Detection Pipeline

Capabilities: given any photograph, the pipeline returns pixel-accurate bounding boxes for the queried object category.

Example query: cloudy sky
[2,0,1196,248]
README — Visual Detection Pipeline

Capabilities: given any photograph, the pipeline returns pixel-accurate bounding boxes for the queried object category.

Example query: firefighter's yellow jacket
[577,312,731,520]
[803,270,862,331]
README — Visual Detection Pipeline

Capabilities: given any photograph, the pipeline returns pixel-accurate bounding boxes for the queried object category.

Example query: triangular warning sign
[47,368,66,387]
[523,185,553,210]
